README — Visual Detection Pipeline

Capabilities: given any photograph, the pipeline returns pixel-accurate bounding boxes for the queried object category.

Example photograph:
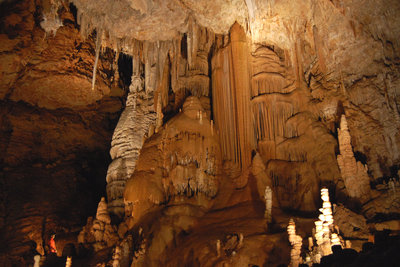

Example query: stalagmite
[33,255,40,267]
[330,233,341,247]
[216,239,221,257]
[287,219,302,267]
[238,233,244,250]
[65,256,72,267]
[78,197,118,251]
[96,197,111,224]
[264,186,272,223]
[337,115,371,203]
[314,188,333,257]
[112,246,121,267]
[308,237,313,251]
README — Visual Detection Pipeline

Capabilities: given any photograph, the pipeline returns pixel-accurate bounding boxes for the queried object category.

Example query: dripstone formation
[1,0,400,266]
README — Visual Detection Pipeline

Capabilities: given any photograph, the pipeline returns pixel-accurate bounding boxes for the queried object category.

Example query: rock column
[106,56,157,218]
[337,115,371,203]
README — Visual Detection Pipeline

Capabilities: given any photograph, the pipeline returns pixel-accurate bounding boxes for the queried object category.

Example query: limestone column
[337,115,371,203]
[106,55,157,218]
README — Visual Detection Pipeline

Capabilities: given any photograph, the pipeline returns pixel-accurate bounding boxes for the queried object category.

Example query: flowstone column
[106,56,157,218]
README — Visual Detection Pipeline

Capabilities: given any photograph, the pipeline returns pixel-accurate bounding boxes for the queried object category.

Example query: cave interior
[1,0,400,266]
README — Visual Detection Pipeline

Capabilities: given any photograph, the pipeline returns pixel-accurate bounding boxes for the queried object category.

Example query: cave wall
[0,0,124,263]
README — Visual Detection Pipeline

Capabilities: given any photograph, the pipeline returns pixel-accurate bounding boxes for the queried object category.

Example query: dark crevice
[181,33,188,59]
[118,53,133,91]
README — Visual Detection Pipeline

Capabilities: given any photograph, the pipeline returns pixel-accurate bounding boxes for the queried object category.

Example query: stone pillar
[106,56,157,218]
[287,219,302,267]
[264,186,272,223]
[337,115,371,203]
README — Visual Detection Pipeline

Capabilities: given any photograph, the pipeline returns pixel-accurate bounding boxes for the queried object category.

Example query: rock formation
[124,96,221,222]
[333,204,369,239]
[65,256,72,267]
[287,219,303,267]
[112,245,121,267]
[212,23,255,188]
[78,197,119,251]
[0,0,122,261]
[2,0,400,266]
[314,188,334,257]
[264,186,272,223]
[337,115,371,203]
[106,64,157,218]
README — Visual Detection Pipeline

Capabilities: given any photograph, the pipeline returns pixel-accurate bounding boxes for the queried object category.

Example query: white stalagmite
[264,186,272,223]
[287,219,302,267]
[65,256,72,267]
[33,255,40,267]
[330,233,341,247]
[314,188,333,257]
[337,114,371,203]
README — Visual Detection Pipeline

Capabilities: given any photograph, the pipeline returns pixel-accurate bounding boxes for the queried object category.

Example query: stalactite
[40,0,63,36]
[91,30,101,90]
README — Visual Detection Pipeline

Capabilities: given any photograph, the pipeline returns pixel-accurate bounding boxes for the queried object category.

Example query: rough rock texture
[333,204,369,239]
[0,0,123,264]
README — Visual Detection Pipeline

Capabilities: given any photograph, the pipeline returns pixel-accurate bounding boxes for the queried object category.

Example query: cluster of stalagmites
[78,197,119,251]
[288,188,352,266]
